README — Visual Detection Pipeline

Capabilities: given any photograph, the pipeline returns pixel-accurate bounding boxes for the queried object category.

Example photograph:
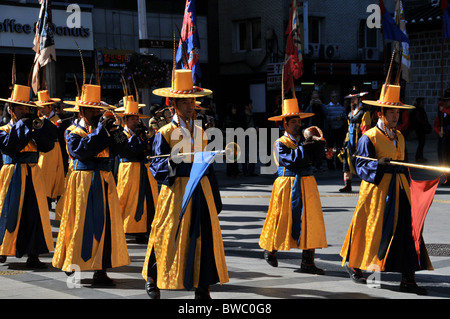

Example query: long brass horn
[354,155,450,173]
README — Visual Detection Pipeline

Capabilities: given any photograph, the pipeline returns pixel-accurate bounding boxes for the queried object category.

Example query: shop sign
[0,4,93,51]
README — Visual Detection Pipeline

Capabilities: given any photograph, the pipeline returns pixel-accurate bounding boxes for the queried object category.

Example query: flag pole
[282,60,285,102]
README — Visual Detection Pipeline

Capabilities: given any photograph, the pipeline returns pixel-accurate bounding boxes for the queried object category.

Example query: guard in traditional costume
[0,84,58,268]
[52,84,130,286]
[338,88,372,192]
[340,83,432,295]
[259,98,328,274]
[142,69,228,299]
[35,90,65,206]
[116,96,158,243]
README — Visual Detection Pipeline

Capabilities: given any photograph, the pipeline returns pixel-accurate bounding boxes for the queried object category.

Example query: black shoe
[400,280,428,295]
[195,286,211,299]
[26,256,47,269]
[264,250,278,267]
[92,270,116,287]
[0,255,7,263]
[339,182,352,193]
[298,250,325,275]
[145,277,160,299]
[345,265,366,284]
[298,263,325,275]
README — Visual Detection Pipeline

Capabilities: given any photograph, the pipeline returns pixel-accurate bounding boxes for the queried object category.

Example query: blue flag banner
[444,5,450,38]
[381,5,410,43]
[176,0,202,85]
[178,151,217,226]
[175,151,217,290]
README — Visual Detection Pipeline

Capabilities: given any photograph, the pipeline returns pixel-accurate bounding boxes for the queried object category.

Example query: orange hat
[114,95,146,113]
[63,96,80,113]
[64,84,114,109]
[117,99,149,119]
[0,84,40,107]
[268,98,314,121]
[35,90,61,106]
[363,84,414,109]
[152,69,212,98]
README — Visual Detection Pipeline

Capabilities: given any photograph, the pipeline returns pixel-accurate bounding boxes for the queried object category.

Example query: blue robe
[0,119,57,257]
[259,134,328,251]
[142,120,228,290]
[52,121,130,271]
[340,126,432,272]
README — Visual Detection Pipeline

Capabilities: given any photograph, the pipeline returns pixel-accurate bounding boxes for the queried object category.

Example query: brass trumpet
[32,118,44,130]
[101,110,123,131]
[303,126,333,160]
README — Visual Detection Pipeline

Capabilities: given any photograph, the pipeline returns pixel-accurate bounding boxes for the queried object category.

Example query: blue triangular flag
[382,9,410,43]
[176,151,217,239]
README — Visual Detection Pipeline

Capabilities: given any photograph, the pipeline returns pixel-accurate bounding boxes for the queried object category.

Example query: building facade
[215,0,393,127]
[0,0,447,127]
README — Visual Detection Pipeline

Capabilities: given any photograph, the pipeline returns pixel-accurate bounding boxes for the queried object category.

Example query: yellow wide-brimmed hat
[35,90,61,106]
[114,95,146,113]
[64,84,114,109]
[268,98,314,121]
[117,99,149,119]
[152,69,212,98]
[63,96,80,113]
[195,100,208,110]
[362,84,414,109]
[0,84,40,107]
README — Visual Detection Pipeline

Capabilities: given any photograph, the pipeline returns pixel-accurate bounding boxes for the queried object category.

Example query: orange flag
[410,175,441,265]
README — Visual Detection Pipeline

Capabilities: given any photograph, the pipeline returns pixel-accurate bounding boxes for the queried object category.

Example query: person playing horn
[259,97,328,275]
[142,69,228,299]
[340,80,432,295]
[35,90,65,210]
[116,96,158,244]
[0,84,58,268]
[52,84,130,286]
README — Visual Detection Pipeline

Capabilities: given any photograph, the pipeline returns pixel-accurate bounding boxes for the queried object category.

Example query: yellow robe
[37,116,65,199]
[54,123,77,221]
[117,130,158,234]
[259,135,328,251]
[0,125,54,256]
[52,126,130,271]
[142,122,229,289]
[340,127,433,271]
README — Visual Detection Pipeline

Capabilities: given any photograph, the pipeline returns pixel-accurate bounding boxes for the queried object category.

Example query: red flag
[379,0,386,13]
[410,175,441,265]
[283,0,303,93]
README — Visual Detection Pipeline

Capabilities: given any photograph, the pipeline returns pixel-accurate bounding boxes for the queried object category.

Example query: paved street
[0,134,449,300]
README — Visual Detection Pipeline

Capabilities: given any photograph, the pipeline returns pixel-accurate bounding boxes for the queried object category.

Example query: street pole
[137,0,151,120]
[137,0,150,55]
